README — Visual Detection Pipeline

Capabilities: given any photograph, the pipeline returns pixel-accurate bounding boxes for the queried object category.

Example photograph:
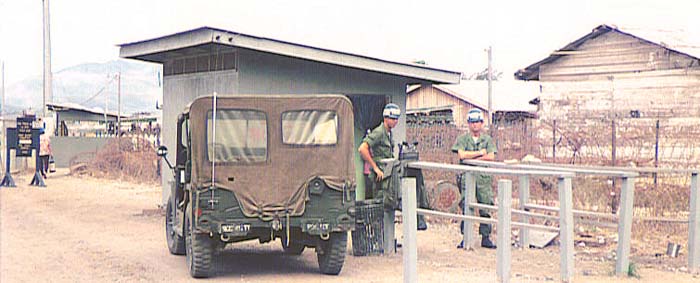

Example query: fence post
[615,176,635,276]
[689,173,699,272]
[558,177,574,282]
[552,119,556,162]
[463,173,476,250]
[519,175,530,248]
[497,179,512,283]
[401,177,418,283]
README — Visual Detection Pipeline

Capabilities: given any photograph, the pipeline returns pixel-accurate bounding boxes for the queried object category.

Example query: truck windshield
[282,110,338,145]
[207,110,267,163]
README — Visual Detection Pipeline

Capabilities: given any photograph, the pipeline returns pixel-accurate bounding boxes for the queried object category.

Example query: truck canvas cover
[188,94,356,218]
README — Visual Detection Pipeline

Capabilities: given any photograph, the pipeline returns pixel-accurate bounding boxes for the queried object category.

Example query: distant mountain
[5,60,162,115]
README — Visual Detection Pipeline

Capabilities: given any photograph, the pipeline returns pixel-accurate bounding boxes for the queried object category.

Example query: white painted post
[689,173,699,272]
[497,180,512,283]
[519,175,530,249]
[463,173,476,250]
[384,210,395,253]
[616,176,635,276]
[558,177,574,282]
[402,177,418,283]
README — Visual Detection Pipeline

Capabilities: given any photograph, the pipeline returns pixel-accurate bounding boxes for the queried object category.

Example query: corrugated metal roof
[619,25,700,59]
[119,27,461,84]
[47,102,125,118]
[408,80,540,112]
[515,24,700,81]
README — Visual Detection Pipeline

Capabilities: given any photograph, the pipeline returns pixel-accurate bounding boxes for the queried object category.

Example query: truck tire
[166,198,185,255]
[185,209,213,278]
[317,232,347,275]
[281,241,306,255]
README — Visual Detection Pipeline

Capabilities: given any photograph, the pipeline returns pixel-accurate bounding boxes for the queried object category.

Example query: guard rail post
[463,173,476,250]
[402,177,418,283]
[518,175,530,248]
[615,176,636,275]
[559,176,574,282]
[497,179,512,283]
[690,172,699,272]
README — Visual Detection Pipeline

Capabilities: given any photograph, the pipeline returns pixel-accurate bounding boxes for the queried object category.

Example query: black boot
[417,215,427,231]
[481,236,496,249]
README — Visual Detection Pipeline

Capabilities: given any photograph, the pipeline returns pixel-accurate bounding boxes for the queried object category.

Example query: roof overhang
[119,27,461,84]
[47,102,126,119]
[515,24,700,81]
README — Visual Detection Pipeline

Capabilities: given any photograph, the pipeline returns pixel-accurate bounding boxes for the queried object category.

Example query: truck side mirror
[157,146,168,157]
[157,146,174,170]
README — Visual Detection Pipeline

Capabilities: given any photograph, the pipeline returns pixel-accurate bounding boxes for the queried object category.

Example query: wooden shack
[516,24,700,166]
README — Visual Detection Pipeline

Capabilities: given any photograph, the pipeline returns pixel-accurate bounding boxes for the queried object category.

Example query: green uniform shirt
[451,133,497,157]
[362,122,394,162]
[451,133,498,186]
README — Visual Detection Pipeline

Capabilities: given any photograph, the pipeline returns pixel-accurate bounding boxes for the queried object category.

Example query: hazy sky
[1,0,698,87]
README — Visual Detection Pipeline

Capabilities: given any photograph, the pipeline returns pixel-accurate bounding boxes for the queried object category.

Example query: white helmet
[383,103,401,119]
[467,109,484,123]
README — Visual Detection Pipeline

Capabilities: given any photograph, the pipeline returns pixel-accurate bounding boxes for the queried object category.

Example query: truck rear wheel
[317,232,347,275]
[166,198,185,255]
[185,209,213,278]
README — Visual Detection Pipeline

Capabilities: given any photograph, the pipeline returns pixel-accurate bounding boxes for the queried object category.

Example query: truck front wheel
[317,232,347,275]
[185,208,213,278]
[166,197,185,255]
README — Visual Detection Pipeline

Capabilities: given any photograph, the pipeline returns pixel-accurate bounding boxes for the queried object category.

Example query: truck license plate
[221,224,250,233]
[305,222,330,231]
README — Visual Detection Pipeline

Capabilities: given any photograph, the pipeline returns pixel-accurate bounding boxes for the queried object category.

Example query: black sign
[16,117,35,157]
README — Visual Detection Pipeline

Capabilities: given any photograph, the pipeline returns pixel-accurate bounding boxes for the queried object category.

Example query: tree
[464,68,503,81]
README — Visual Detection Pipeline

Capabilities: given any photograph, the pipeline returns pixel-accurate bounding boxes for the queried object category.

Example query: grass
[628,262,641,279]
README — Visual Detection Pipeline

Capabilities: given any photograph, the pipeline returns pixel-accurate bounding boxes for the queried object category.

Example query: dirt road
[1,170,698,282]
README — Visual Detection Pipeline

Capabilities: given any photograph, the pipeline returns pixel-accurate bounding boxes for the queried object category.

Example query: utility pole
[1,61,4,172]
[487,46,493,127]
[42,0,53,117]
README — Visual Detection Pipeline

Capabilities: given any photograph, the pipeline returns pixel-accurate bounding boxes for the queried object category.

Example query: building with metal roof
[515,24,700,81]
[118,26,461,205]
[406,80,540,127]
[515,24,700,166]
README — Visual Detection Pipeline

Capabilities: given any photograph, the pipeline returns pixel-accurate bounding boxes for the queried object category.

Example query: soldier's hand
[479,149,487,156]
[373,167,384,181]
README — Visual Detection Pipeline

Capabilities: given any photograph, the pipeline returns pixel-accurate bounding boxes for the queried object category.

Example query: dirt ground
[1,170,699,282]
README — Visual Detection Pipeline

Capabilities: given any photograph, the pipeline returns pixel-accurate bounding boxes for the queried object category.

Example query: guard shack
[118,27,461,252]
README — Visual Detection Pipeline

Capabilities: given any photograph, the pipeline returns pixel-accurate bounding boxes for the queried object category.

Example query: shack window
[207,110,267,163]
[282,110,338,145]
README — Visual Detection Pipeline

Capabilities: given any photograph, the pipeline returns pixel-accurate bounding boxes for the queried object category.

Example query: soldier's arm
[457,149,485,160]
[475,151,495,161]
[358,142,377,170]
[359,142,384,180]
[475,138,497,161]
[453,136,483,161]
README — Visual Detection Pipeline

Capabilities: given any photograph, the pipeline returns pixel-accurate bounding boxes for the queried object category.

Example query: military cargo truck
[157,94,356,278]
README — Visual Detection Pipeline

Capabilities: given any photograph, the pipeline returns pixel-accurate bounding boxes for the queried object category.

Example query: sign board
[16,117,35,157]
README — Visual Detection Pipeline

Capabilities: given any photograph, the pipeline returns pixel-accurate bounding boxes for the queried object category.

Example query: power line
[80,76,116,105]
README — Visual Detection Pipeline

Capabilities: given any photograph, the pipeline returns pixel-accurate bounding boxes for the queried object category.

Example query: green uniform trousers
[458,173,493,237]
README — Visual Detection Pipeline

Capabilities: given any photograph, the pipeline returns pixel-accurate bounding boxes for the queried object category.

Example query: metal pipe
[408,161,574,178]
[417,208,498,225]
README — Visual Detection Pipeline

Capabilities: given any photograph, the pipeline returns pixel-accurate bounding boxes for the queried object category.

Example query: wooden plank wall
[407,86,487,127]
[540,31,699,81]
[535,30,700,167]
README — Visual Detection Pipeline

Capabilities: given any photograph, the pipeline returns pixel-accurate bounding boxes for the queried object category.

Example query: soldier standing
[358,103,428,230]
[452,109,497,248]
